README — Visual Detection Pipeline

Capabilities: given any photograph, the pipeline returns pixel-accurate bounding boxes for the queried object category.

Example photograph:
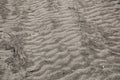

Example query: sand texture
[0,0,120,80]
